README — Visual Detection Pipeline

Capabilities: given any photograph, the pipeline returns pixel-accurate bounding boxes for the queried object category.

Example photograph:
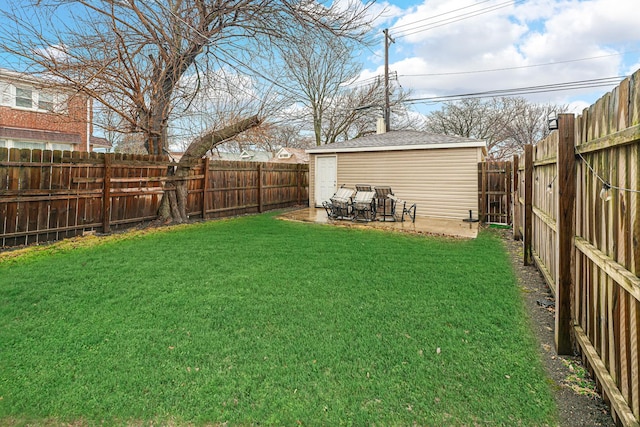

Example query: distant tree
[268,123,315,150]
[0,0,373,222]
[424,97,567,160]
[496,98,567,158]
[278,28,415,146]
[340,81,421,139]
[215,122,314,155]
[278,30,361,146]
[114,133,147,155]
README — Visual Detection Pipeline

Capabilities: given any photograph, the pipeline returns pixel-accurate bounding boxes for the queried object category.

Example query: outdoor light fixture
[548,113,559,130]
[600,182,612,201]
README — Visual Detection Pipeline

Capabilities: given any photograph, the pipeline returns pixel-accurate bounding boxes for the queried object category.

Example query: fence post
[506,161,512,225]
[102,153,112,233]
[202,157,210,219]
[523,145,533,265]
[512,154,522,240]
[297,164,302,205]
[555,113,576,355]
[258,163,263,213]
[479,162,486,223]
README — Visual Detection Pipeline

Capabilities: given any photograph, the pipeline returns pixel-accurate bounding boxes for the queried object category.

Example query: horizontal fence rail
[0,148,309,247]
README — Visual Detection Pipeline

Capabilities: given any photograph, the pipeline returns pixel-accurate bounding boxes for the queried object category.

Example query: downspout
[86,97,91,152]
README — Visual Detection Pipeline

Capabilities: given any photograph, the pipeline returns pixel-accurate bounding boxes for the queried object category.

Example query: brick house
[0,68,110,152]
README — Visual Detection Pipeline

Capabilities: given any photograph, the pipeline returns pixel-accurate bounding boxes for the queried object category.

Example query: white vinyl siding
[310,146,483,219]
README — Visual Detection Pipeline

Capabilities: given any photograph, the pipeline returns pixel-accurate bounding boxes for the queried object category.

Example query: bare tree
[330,80,417,140]
[281,42,416,147]
[0,0,373,222]
[423,97,567,160]
[495,99,567,159]
[276,27,417,146]
[268,123,314,150]
[278,29,363,146]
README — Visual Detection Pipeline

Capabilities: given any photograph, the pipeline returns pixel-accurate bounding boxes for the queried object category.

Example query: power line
[398,51,638,77]
[368,0,522,43]
[343,72,398,89]
[344,74,383,87]
[392,0,496,30]
[402,76,625,105]
[396,0,526,38]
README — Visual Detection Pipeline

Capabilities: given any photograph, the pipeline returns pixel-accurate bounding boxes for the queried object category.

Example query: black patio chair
[374,186,395,221]
[322,187,355,220]
[388,195,417,223]
[351,190,377,222]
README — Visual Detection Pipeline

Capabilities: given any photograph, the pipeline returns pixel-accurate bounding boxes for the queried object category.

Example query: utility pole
[383,28,395,132]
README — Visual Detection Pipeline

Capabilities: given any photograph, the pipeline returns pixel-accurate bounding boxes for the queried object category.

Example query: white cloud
[34,44,70,62]
[366,0,404,27]
[362,0,640,112]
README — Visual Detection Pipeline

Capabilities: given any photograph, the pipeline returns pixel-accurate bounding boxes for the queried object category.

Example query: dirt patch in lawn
[497,227,614,427]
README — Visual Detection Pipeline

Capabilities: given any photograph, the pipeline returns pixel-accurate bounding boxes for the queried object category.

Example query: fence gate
[478,161,512,224]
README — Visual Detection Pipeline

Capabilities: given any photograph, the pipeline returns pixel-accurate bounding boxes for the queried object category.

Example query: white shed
[306,130,486,220]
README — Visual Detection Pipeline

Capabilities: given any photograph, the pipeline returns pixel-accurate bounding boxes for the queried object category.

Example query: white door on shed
[315,155,337,206]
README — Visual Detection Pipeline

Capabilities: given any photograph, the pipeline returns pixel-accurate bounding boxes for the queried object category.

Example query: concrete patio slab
[277,208,479,239]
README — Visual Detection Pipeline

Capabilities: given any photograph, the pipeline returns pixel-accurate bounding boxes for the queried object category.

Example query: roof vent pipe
[376,117,386,134]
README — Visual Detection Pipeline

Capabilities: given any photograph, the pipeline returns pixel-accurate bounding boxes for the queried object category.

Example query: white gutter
[306,141,487,154]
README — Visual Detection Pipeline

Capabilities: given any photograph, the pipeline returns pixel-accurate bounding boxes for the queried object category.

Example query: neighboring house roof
[169,151,184,162]
[306,130,486,154]
[0,68,60,88]
[0,126,81,144]
[90,136,112,149]
[270,147,309,164]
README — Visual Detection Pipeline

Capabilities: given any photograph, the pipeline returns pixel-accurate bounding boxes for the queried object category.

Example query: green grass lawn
[0,213,556,426]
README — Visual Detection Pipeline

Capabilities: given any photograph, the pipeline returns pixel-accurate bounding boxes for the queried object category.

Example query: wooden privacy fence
[478,161,512,224]
[514,68,640,426]
[0,148,308,248]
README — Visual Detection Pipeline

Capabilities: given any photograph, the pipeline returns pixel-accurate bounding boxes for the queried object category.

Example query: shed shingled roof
[306,130,485,153]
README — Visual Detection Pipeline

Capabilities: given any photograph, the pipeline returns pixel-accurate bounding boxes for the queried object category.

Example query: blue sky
[360,0,640,114]
[1,0,639,118]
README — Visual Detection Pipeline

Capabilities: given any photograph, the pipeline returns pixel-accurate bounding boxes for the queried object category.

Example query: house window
[38,92,54,111]
[13,141,46,150]
[50,143,73,151]
[278,151,291,159]
[53,94,68,114]
[0,83,11,106]
[0,140,6,148]
[15,87,33,108]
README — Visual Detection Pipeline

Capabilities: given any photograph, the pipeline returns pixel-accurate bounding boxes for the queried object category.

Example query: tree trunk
[157,115,262,224]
